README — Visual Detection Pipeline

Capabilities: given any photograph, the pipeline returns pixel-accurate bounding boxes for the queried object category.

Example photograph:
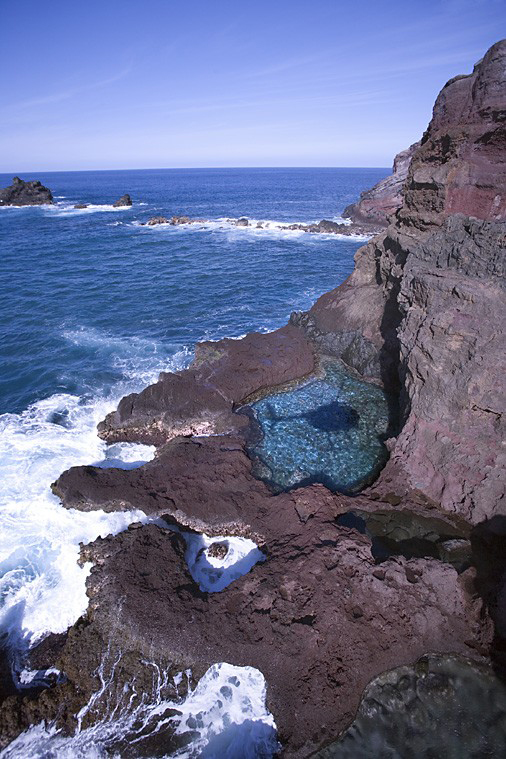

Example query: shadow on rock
[471,515,506,681]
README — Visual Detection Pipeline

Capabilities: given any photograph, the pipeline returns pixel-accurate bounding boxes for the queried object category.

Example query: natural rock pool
[246,361,391,493]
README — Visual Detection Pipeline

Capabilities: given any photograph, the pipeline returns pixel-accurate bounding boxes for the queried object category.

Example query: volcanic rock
[343,142,420,226]
[25,509,491,758]
[73,203,88,209]
[235,217,249,226]
[5,38,505,759]
[97,325,315,445]
[145,216,169,225]
[294,40,506,525]
[112,193,132,207]
[0,177,53,206]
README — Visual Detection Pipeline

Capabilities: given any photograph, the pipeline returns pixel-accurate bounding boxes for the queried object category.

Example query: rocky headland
[342,141,420,226]
[1,40,505,757]
[0,177,53,206]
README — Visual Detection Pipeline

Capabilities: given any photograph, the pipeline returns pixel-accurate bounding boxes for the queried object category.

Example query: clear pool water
[248,362,390,493]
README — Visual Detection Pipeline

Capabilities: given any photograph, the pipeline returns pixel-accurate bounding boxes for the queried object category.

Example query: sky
[0,0,504,171]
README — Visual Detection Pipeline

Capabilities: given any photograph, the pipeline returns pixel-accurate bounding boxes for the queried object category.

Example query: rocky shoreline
[1,39,505,757]
[141,214,381,237]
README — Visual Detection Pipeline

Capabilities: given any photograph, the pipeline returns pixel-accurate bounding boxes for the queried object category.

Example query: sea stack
[0,177,53,206]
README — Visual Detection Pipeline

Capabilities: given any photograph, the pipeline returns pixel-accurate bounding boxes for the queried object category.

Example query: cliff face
[343,141,419,226]
[300,39,506,525]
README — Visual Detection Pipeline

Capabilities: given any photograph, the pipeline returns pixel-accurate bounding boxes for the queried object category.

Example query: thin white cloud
[2,66,132,113]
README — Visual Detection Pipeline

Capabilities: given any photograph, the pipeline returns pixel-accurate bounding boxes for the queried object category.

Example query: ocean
[0,167,388,756]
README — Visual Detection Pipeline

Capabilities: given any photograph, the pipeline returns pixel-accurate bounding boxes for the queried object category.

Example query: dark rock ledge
[1,39,506,757]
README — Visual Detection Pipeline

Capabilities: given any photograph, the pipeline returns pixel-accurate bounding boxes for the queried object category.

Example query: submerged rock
[112,193,132,207]
[314,654,506,758]
[0,176,53,206]
[73,203,88,209]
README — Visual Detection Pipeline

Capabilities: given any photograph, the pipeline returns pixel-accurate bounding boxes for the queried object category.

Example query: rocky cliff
[297,38,506,525]
[1,40,505,758]
[343,141,419,226]
[0,176,53,206]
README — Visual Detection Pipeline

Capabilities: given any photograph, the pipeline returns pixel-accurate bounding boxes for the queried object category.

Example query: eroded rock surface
[1,500,490,756]
[97,326,315,445]
[343,141,420,226]
[294,40,506,525]
[0,176,53,206]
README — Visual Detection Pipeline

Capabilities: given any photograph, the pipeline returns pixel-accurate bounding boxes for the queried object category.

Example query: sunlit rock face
[247,362,391,493]
[314,654,506,758]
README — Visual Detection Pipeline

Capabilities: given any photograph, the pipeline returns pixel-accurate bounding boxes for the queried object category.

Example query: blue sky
[0,0,504,171]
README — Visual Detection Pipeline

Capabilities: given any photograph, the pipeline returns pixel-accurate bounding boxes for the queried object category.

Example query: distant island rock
[113,193,132,207]
[0,176,53,206]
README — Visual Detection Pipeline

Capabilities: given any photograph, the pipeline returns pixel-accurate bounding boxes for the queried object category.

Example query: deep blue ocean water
[0,167,387,415]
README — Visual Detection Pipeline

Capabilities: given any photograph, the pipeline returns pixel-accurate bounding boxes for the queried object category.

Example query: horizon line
[0,164,391,175]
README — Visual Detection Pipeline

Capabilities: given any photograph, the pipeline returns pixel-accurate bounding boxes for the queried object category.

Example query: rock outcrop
[343,141,420,225]
[112,193,132,207]
[295,39,506,526]
[141,215,380,236]
[0,177,53,206]
[97,326,315,445]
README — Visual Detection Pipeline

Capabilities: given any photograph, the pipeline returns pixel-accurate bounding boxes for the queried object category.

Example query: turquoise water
[248,362,390,493]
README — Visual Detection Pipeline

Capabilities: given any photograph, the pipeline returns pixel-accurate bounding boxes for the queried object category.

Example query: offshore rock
[343,141,420,226]
[0,176,53,206]
[145,215,169,225]
[112,193,132,207]
[97,326,315,445]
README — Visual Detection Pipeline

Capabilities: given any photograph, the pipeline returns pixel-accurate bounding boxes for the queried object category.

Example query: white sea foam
[136,216,371,242]
[184,534,265,592]
[0,336,189,669]
[45,203,133,217]
[0,661,278,758]
[0,393,151,656]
